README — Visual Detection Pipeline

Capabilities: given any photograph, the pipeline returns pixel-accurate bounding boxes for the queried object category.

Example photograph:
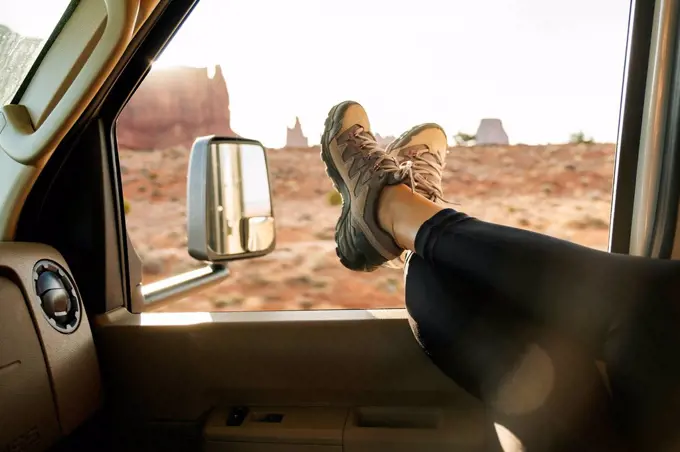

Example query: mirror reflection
[206,142,274,257]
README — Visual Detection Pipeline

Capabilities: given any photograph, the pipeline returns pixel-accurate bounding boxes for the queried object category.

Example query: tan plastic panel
[0,151,35,243]
[0,0,140,241]
[0,242,101,435]
[204,407,348,446]
[203,406,485,452]
[95,309,483,423]
[344,406,486,452]
[205,443,341,452]
[134,0,162,34]
[0,276,60,451]
[0,0,138,164]
[20,1,108,129]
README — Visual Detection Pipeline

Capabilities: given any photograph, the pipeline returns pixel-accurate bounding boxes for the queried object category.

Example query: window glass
[0,0,73,105]
[119,0,630,312]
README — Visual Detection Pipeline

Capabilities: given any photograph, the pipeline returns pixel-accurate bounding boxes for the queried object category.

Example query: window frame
[102,0,650,314]
[99,0,203,313]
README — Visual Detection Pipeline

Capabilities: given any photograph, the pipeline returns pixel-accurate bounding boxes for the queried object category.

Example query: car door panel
[0,276,60,451]
[0,243,101,449]
[95,308,488,450]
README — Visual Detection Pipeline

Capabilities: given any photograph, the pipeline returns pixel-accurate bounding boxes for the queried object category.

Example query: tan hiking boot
[386,123,449,203]
[320,101,410,272]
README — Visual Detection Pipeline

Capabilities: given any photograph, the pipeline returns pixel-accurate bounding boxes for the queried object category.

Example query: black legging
[404,209,680,451]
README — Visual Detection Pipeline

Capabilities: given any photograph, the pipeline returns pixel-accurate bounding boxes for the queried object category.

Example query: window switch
[257,413,284,423]
[226,406,249,426]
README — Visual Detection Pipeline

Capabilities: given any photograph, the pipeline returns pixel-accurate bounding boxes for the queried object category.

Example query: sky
[4,0,632,148]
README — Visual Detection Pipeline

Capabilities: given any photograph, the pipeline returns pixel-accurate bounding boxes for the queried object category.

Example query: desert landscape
[118,65,615,313]
[121,143,615,313]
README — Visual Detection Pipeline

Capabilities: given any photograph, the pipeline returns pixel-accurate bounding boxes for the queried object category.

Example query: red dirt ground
[120,143,615,312]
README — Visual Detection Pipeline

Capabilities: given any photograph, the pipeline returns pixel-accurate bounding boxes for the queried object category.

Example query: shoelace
[353,128,416,187]
[352,128,415,270]
[354,128,453,205]
[353,127,453,205]
[407,148,456,204]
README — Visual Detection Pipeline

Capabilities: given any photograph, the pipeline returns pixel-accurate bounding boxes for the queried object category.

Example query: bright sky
[4,0,632,148]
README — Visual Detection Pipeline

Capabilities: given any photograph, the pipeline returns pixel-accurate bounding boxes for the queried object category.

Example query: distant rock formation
[286,117,308,148]
[475,118,509,145]
[117,65,236,150]
[375,133,396,147]
[0,25,43,105]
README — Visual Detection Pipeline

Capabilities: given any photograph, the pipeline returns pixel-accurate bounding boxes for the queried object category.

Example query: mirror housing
[187,136,276,262]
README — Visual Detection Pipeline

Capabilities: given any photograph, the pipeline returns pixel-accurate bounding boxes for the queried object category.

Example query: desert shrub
[567,215,609,230]
[123,199,131,215]
[213,295,244,309]
[299,300,314,310]
[326,190,342,206]
[518,218,531,227]
[454,132,476,146]
[569,131,595,144]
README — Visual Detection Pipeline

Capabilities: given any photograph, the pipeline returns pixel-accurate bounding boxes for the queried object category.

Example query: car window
[0,0,73,105]
[118,0,630,313]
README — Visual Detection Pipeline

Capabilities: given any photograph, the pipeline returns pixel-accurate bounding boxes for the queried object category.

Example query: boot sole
[320,101,386,272]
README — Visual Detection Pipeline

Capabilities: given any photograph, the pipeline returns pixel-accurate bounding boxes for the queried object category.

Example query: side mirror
[187,136,276,262]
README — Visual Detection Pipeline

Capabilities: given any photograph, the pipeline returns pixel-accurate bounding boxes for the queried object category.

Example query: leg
[317,99,680,351]
[382,184,680,352]
[603,292,680,450]
[318,101,680,448]
[389,190,680,450]
[405,253,624,451]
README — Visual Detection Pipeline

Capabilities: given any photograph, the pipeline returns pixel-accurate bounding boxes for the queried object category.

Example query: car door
[1,0,672,451]
[93,0,646,450]
[0,0,150,450]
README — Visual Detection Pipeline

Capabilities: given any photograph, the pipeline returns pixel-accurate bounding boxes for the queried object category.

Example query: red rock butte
[286,116,309,148]
[117,65,236,150]
[475,118,509,145]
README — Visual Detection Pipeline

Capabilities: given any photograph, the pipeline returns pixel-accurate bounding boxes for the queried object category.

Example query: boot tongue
[411,152,445,201]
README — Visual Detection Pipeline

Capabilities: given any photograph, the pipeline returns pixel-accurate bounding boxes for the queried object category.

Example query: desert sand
[120,143,615,313]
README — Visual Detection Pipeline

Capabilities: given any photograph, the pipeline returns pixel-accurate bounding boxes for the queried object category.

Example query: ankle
[377,185,404,248]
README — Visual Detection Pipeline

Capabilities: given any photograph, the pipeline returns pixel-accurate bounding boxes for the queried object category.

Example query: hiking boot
[320,101,410,272]
[386,123,449,203]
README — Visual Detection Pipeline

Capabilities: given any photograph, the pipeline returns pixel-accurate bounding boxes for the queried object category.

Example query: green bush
[454,132,476,146]
[326,189,342,206]
[569,131,595,144]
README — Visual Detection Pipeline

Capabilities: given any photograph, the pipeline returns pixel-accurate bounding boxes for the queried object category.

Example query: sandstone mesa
[117,65,236,150]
